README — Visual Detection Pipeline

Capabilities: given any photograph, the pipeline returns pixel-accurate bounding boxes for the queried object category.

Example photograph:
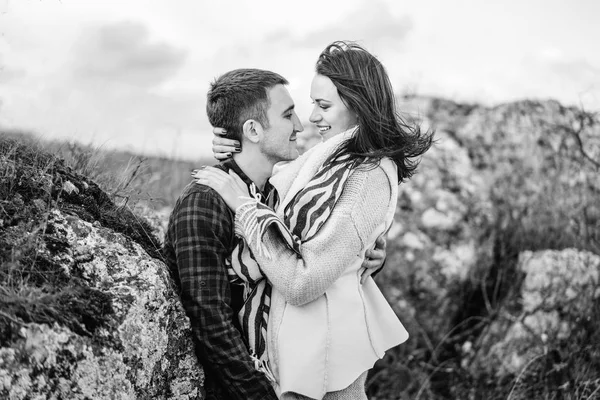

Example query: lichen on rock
[1,208,204,399]
[0,137,204,399]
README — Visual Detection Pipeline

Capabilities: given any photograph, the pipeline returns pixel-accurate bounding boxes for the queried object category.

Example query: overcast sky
[0,0,598,160]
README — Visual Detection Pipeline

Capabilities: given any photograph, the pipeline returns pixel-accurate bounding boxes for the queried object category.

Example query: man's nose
[294,114,304,132]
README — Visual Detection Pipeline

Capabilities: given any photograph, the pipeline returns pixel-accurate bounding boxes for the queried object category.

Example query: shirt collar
[218,158,254,187]
[217,158,276,202]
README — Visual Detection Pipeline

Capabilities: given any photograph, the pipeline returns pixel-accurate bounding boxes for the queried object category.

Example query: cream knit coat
[235,129,408,399]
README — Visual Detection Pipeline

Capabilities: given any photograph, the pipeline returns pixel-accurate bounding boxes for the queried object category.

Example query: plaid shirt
[163,159,278,400]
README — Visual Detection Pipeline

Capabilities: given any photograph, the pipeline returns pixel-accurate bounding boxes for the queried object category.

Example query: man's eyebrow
[282,104,295,115]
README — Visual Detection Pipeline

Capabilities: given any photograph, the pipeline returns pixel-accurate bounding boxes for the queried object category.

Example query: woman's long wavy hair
[316,41,434,182]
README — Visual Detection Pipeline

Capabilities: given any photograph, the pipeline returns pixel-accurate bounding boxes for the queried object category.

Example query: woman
[194,41,433,399]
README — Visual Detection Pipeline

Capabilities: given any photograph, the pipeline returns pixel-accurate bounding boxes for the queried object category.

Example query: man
[163,69,385,399]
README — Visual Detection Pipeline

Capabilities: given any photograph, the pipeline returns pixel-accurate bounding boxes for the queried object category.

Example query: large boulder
[466,249,600,393]
[368,97,600,398]
[379,128,494,342]
[367,125,496,397]
[382,97,600,338]
[0,137,204,399]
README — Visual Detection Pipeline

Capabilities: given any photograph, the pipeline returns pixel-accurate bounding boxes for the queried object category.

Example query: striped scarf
[227,154,355,381]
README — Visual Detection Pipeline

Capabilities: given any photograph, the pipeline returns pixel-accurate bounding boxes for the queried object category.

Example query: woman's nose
[309,107,321,123]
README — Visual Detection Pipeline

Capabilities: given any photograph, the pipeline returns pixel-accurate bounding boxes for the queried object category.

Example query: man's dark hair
[206,68,289,142]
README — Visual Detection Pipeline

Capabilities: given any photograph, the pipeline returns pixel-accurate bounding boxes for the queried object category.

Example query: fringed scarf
[227,153,355,381]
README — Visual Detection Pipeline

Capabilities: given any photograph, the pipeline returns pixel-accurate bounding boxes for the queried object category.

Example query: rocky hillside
[0,137,204,399]
[365,97,600,399]
[1,96,599,399]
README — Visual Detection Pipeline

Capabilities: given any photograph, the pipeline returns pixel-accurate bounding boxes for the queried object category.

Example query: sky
[0,0,599,160]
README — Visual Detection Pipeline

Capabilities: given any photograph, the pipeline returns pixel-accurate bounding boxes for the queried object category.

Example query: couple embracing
[162,41,433,400]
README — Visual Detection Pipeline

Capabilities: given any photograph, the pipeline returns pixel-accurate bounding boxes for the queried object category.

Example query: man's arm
[172,189,278,400]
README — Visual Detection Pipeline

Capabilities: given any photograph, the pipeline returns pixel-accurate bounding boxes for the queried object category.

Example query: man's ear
[242,119,263,144]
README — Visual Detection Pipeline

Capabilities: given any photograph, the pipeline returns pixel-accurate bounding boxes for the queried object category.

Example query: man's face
[259,84,304,163]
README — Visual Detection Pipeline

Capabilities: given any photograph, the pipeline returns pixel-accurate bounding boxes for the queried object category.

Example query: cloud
[72,20,187,88]
[0,63,26,83]
[536,47,600,86]
[0,20,206,160]
[203,0,414,92]
[548,59,599,89]
[225,0,413,59]
[519,52,600,108]
[292,1,413,48]
[546,59,600,108]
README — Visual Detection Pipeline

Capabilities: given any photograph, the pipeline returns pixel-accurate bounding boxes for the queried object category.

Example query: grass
[0,131,175,345]
[48,137,211,211]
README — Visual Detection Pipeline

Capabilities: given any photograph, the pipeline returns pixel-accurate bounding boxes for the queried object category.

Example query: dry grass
[49,138,210,210]
[0,132,167,345]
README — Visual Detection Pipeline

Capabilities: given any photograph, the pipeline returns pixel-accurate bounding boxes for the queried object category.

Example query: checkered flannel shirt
[163,159,279,400]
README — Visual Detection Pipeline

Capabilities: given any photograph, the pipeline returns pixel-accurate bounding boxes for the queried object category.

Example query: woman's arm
[211,128,240,160]
[235,166,393,306]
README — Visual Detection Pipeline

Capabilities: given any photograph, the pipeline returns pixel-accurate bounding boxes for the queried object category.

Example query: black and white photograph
[1,1,598,399]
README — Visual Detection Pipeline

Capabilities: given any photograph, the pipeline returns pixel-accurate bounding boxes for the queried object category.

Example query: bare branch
[569,109,600,169]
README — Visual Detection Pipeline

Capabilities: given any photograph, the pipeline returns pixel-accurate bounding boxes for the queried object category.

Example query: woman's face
[309,74,358,141]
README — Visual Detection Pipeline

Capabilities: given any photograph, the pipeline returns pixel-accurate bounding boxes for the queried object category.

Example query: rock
[131,203,172,242]
[468,248,600,377]
[0,211,204,399]
[432,241,476,282]
[421,207,460,231]
[520,249,600,315]
[400,232,427,250]
[380,129,493,344]
[32,198,47,211]
[62,180,79,195]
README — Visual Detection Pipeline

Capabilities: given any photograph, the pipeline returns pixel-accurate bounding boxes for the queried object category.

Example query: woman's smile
[309,73,358,141]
